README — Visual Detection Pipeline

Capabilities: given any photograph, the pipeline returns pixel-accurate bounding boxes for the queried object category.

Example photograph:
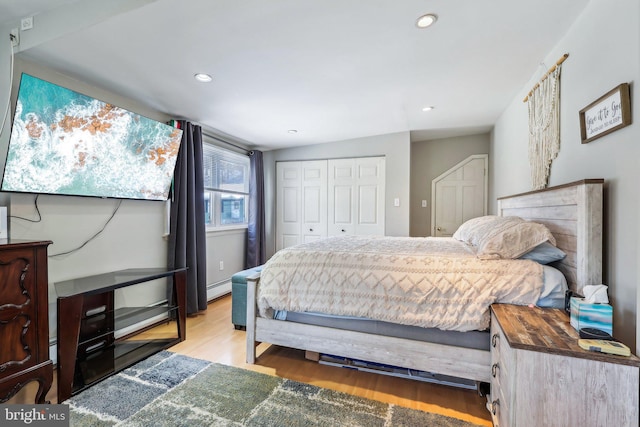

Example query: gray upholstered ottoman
[231,265,263,329]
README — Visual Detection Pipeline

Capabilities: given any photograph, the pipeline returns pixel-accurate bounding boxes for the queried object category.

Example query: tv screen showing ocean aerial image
[1,73,183,201]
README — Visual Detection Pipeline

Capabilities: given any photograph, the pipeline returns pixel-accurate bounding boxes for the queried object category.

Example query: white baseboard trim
[207,280,231,301]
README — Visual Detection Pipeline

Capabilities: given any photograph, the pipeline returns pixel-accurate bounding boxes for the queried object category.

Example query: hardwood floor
[10,294,492,426]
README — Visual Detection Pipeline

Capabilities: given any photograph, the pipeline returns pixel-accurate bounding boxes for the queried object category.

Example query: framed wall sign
[579,83,631,144]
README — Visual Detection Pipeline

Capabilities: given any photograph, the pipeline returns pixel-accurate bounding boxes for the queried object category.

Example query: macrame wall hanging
[523,53,568,190]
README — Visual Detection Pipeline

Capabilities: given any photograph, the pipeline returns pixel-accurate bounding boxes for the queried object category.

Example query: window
[202,143,250,228]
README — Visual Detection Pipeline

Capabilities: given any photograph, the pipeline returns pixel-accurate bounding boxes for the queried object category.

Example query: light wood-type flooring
[9,294,492,426]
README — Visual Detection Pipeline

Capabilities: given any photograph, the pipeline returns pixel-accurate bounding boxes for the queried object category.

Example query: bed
[246,179,604,385]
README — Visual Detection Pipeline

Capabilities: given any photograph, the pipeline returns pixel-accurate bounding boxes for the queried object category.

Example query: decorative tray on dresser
[489,303,640,427]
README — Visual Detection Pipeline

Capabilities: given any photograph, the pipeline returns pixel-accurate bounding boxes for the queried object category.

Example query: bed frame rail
[246,276,491,382]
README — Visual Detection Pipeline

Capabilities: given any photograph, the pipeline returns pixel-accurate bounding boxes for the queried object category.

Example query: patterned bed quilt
[257,235,544,332]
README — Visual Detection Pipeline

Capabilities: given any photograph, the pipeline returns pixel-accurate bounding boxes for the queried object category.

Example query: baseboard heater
[207,279,231,301]
[318,354,477,390]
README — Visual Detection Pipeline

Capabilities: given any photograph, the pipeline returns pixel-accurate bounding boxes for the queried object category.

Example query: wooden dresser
[489,304,640,427]
[0,240,53,403]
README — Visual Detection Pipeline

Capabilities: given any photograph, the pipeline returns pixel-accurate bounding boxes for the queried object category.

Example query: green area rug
[67,351,481,426]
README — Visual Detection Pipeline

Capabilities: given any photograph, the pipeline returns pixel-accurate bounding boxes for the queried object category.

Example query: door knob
[436,227,442,231]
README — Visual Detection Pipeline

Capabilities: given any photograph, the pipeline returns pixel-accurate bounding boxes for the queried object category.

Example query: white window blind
[202,143,250,228]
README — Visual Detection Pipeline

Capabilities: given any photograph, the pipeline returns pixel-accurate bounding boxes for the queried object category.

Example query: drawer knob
[491,333,499,347]
[491,363,500,378]
[491,399,500,415]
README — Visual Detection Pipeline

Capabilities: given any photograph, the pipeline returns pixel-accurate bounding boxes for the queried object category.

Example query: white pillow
[452,215,501,245]
[476,218,556,260]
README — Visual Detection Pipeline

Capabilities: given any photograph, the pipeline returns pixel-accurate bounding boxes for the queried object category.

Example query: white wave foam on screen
[3,97,180,200]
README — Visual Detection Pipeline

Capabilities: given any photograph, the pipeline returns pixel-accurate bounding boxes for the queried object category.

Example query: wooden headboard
[497,179,604,295]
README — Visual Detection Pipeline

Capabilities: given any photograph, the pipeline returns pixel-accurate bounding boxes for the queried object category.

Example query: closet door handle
[309,228,313,232]
[491,363,499,378]
[341,229,346,232]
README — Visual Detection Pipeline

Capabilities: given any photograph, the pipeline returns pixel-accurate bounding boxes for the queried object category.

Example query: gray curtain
[168,121,207,314]
[246,150,266,268]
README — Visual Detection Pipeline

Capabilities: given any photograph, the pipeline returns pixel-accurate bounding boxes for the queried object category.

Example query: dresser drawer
[488,386,510,427]
[0,250,35,307]
[0,249,40,377]
[0,241,53,404]
[490,314,512,396]
[490,311,515,427]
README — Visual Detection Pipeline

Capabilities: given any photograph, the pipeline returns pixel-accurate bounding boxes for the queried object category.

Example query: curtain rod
[202,131,251,154]
[522,53,569,103]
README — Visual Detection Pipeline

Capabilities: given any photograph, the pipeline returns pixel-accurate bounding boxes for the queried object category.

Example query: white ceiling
[1,0,590,150]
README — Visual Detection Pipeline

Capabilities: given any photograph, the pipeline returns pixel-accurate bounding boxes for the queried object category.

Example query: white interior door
[276,160,327,251]
[301,161,327,243]
[431,155,487,237]
[328,159,355,236]
[276,162,302,250]
[355,157,385,235]
[328,157,385,236]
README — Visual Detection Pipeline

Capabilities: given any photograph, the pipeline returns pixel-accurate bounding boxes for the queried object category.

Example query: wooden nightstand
[489,304,640,427]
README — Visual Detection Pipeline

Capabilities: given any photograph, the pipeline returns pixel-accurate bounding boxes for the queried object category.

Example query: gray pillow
[519,242,566,264]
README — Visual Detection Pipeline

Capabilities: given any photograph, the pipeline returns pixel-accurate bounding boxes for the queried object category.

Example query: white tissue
[583,284,609,304]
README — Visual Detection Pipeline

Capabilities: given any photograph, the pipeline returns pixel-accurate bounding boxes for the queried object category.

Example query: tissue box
[569,297,612,335]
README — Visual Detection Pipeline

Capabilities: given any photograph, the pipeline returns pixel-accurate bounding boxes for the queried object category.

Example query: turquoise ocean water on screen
[2,74,182,200]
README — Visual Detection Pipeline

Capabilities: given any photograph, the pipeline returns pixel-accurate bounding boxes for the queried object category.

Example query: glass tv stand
[55,267,187,402]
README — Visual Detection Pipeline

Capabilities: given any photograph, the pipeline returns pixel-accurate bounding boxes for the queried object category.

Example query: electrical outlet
[219,261,224,270]
[21,16,33,31]
[9,28,19,47]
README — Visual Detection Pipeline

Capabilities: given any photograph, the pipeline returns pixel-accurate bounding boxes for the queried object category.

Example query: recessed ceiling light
[194,73,213,83]
[416,13,438,29]
[422,106,435,112]
[287,129,298,134]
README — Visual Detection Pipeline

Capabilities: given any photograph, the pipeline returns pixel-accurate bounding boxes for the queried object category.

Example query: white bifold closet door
[276,160,327,251]
[276,157,385,252]
[327,157,385,237]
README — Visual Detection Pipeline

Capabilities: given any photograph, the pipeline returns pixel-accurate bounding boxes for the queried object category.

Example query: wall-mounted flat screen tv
[1,73,183,201]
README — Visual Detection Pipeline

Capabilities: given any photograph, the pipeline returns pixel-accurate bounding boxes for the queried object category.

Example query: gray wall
[263,131,411,258]
[206,228,247,287]
[410,134,490,237]
[490,0,640,351]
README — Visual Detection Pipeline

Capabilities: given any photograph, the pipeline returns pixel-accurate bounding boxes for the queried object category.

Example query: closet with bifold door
[275,156,385,252]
